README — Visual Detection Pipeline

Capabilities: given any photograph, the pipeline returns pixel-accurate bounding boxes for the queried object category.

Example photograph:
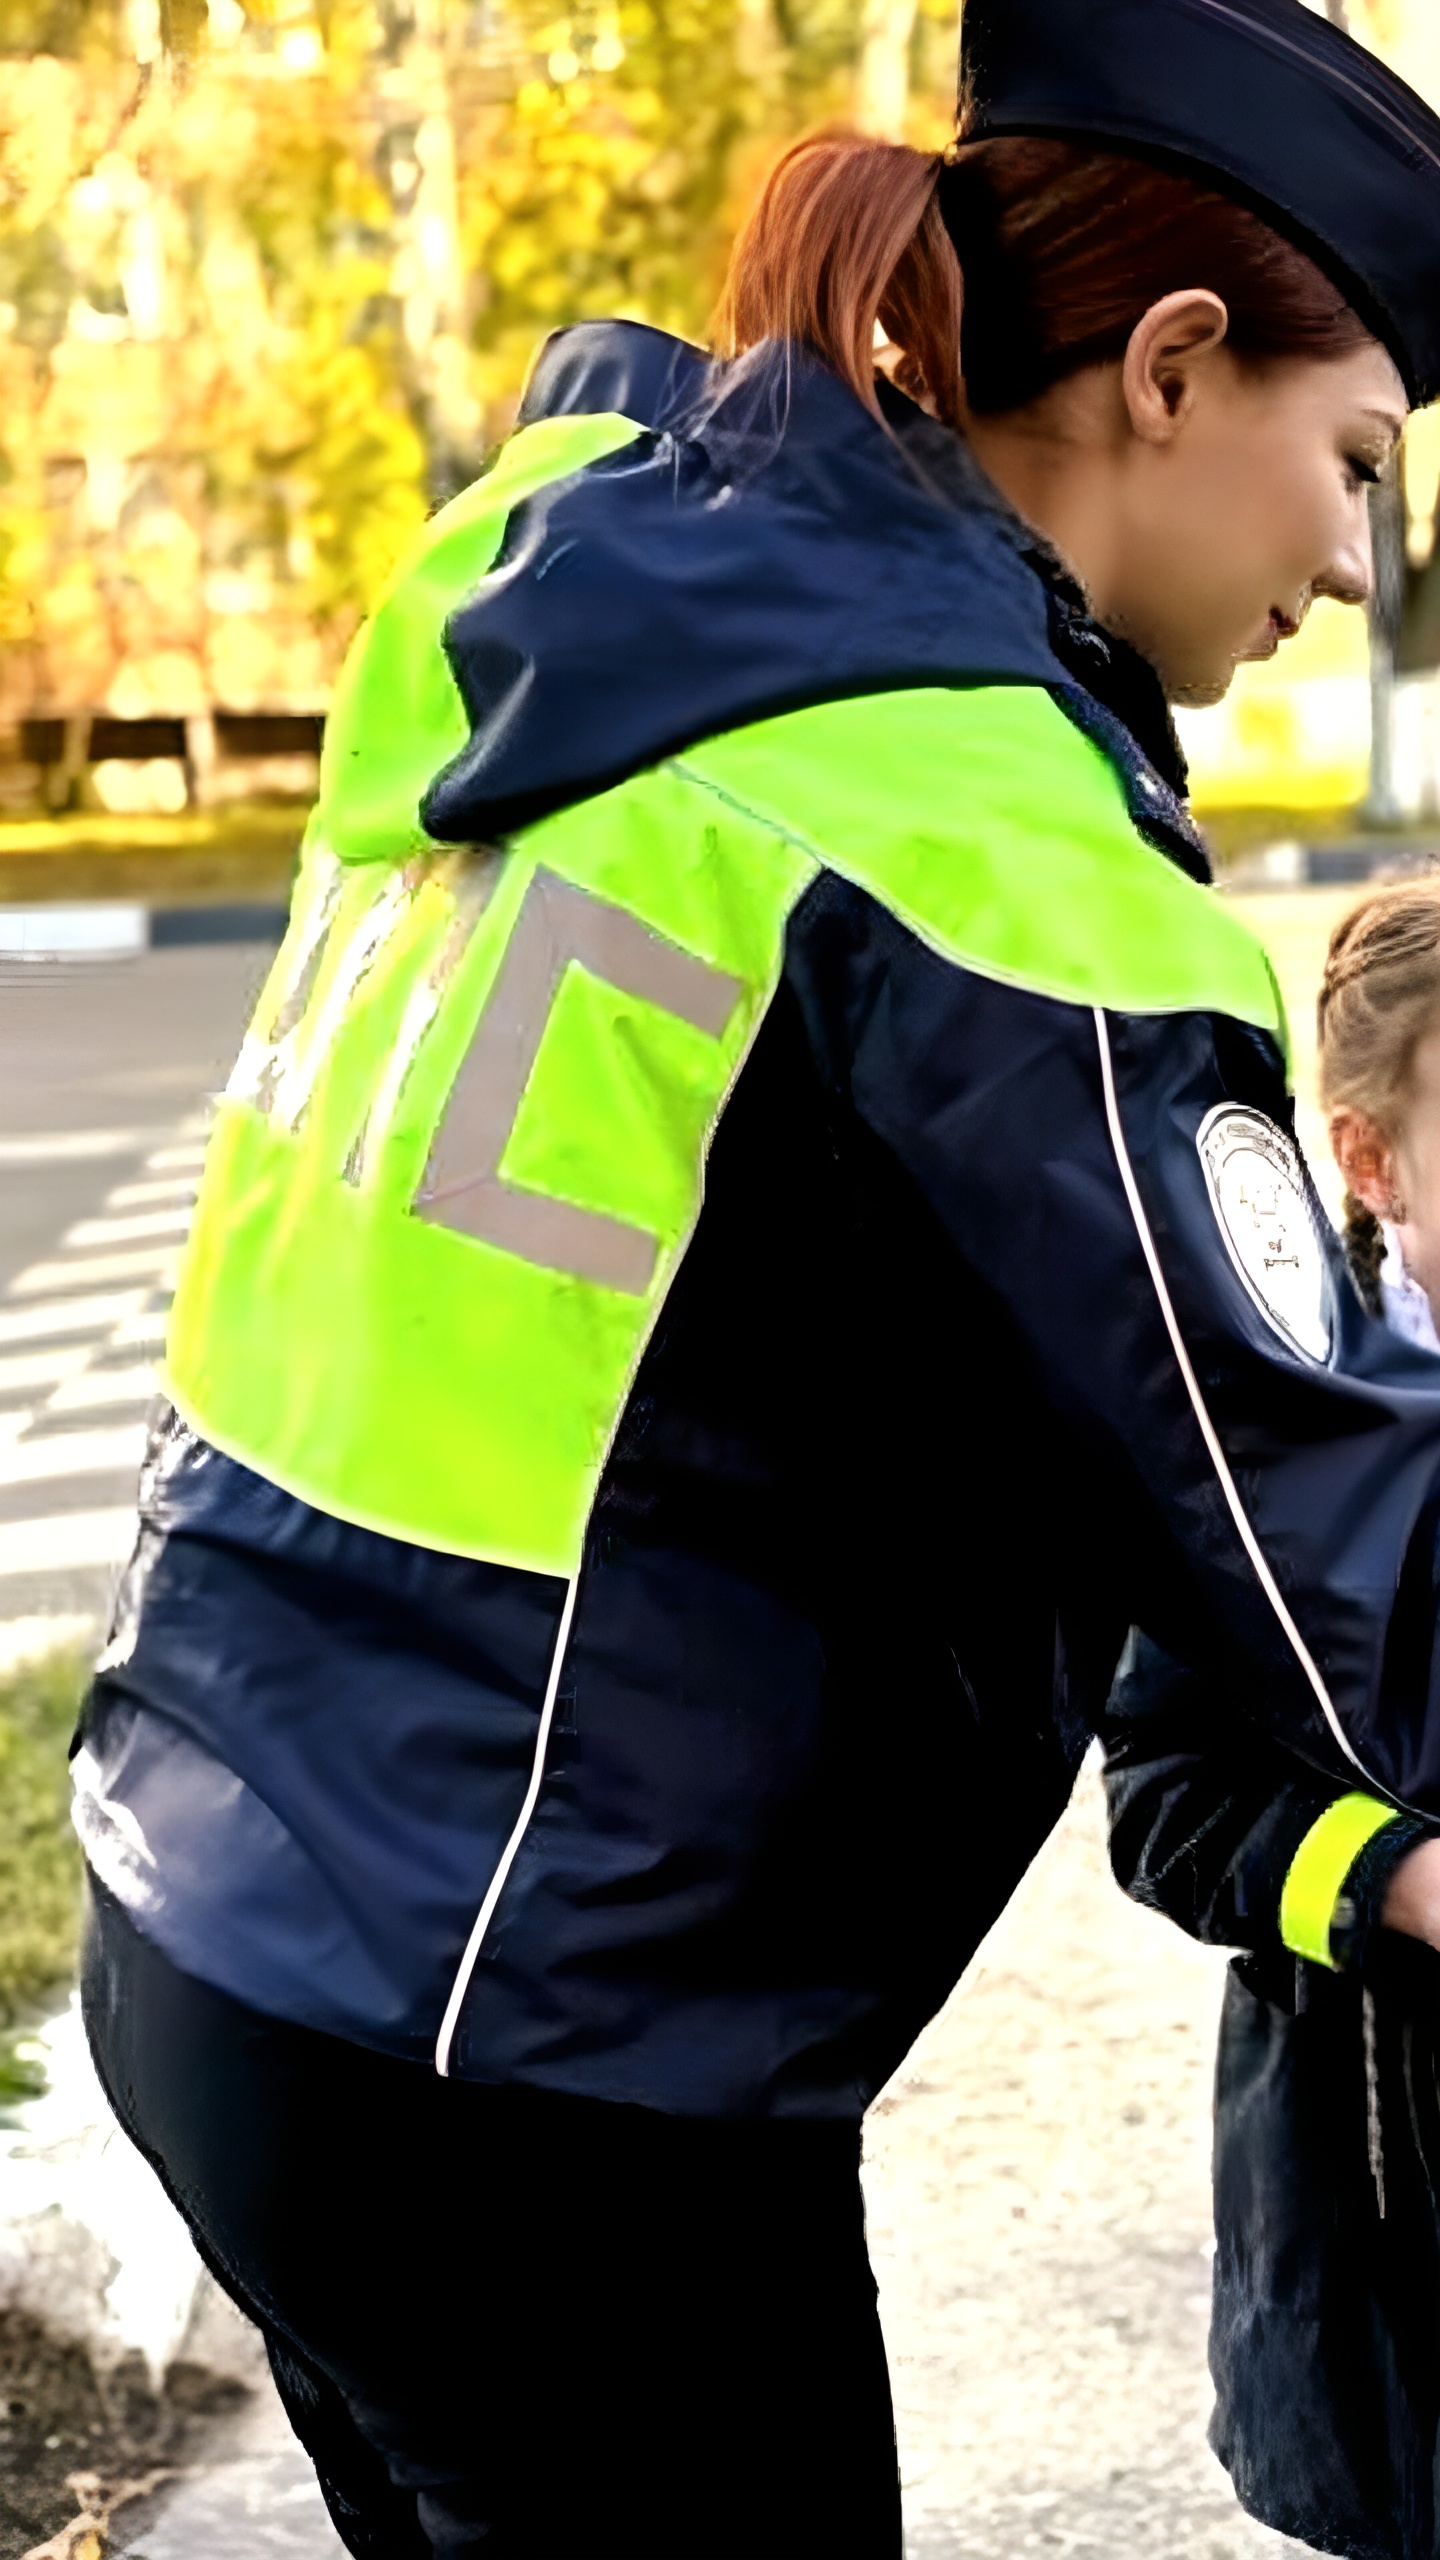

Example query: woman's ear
[1122,290,1231,443]
[1330,1105,1398,1218]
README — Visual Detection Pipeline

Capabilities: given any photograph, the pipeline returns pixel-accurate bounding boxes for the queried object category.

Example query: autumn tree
[0,0,955,734]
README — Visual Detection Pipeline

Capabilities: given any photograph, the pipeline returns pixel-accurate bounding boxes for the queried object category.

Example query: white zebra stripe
[105,1179,199,1211]
[0,1128,173,1168]
[0,1111,207,1591]
[9,1249,181,1297]
[0,1424,147,1490]
[0,1509,138,1578]
[0,1292,149,1349]
[0,1347,89,1399]
[63,1210,194,1249]
[45,1365,159,1416]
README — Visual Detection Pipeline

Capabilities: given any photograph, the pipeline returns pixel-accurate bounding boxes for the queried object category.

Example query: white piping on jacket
[434,1571,581,2077]
[1092,1006,1382,1792]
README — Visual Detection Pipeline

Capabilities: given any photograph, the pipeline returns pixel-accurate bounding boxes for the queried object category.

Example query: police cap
[955,0,1440,404]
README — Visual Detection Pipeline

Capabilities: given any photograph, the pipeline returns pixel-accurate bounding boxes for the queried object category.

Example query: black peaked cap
[954,0,1440,404]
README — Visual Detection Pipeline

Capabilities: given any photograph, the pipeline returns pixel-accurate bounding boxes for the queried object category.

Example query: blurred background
[1,0,1438,900]
[0,6,1435,2556]
[0,0,958,905]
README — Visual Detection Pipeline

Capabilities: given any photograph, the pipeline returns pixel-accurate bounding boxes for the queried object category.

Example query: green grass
[0,801,305,909]
[0,803,307,858]
[1195,803,1368,863]
[0,1648,89,2049]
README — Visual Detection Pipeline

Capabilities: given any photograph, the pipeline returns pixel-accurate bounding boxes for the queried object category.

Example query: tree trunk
[370,0,480,502]
[854,0,918,139]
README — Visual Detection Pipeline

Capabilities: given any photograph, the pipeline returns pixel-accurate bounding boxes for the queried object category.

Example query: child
[1107,881,1440,2560]
[1322,884,1440,1354]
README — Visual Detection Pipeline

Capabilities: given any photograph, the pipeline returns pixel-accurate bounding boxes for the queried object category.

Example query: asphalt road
[0,941,274,1629]
[0,935,345,2560]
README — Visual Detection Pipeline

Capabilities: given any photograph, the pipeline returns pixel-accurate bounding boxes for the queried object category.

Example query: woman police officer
[76,1,1440,2551]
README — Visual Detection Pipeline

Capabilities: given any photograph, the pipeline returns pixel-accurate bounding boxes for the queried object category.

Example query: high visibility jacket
[74,321,1440,2115]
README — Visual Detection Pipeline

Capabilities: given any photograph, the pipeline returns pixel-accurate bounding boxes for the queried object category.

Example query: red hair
[711,128,1375,425]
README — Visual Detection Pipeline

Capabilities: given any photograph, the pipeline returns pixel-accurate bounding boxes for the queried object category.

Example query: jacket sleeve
[1101,1631,1434,1970]
[787,869,1440,1816]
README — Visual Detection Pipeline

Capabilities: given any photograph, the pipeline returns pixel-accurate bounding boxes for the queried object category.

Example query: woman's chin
[1166,668,1235,711]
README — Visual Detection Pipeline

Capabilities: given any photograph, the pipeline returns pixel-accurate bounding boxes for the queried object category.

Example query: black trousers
[81,1883,903,2560]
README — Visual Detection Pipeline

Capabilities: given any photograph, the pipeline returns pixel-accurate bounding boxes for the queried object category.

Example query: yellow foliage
[1182,601,1373,815]
[272,319,430,630]
[0,0,953,714]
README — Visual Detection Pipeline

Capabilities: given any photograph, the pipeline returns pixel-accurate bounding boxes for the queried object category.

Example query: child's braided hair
[1318,881,1440,1313]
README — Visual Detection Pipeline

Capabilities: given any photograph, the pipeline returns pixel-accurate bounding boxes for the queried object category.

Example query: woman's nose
[1314,510,1375,611]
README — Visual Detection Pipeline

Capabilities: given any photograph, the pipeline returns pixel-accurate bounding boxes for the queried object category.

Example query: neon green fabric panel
[168,667,1285,1576]
[675,687,1283,1041]
[165,773,814,1577]
[314,411,643,870]
[1279,1792,1400,1968]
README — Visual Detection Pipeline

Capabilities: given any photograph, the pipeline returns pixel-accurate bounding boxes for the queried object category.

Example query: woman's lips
[1242,607,1300,663]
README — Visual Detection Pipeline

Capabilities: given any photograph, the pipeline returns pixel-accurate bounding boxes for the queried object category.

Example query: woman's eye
[1345,455,1382,491]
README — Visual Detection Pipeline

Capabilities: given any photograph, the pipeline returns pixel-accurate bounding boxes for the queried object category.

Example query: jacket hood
[421,319,1201,875]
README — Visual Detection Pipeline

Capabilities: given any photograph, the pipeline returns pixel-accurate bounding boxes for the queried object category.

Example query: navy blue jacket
[74,324,1440,2117]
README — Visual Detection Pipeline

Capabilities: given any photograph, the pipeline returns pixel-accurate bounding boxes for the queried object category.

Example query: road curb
[1229,834,1440,889]
[0,903,287,959]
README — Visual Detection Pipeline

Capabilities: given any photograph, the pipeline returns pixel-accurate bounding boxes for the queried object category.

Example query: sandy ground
[865,1767,1312,2560]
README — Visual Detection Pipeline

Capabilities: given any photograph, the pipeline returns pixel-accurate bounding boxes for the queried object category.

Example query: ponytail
[1342,1192,1386,1315]
[1318,883,1440,1313]
[710,125,1371,433]
[711,132,964,431]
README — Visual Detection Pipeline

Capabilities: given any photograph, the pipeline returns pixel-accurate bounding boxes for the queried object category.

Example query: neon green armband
[1279,1792,1401,1969]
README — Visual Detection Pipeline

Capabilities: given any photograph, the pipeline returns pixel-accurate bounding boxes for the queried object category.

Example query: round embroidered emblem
[1197,1105,1332,1363]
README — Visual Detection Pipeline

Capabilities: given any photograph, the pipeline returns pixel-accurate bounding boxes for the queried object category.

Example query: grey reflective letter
[414,868,742,1294]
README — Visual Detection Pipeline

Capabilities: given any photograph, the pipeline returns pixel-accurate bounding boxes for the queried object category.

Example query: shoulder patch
[1198,1105,1332,1363]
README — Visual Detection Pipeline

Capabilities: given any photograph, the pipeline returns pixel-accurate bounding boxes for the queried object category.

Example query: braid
[1318,882,1440,1123]
[1318,888,1440,1320]
[1342,1191,1386,1314]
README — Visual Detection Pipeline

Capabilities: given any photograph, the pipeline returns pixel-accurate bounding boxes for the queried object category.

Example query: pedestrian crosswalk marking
[0,1510,142,1577]
[63,1210,195,1250]
[0,1347,91,1398]
[107,1314,170,1353]
[0,1291,150,1350]
[0,1118,208,1593]
[105,1179,199,1211]
[0,1425,148,1490]
[9,1248,183,1298]
[47,1364,162,1415]
[0,1128,178,1168]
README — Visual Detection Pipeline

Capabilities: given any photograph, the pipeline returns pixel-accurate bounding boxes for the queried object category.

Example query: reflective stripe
[166,797,809,1575]
[166,421,1290,1572]
[416,866,743,1292]
[1280,1793,1402,1969]
[168,725,1285,1571]
[1093,1008,1385,1795]
[434,1570,580,2077]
